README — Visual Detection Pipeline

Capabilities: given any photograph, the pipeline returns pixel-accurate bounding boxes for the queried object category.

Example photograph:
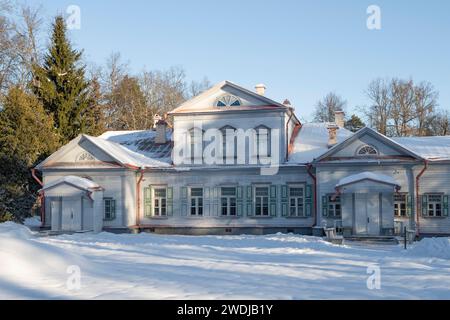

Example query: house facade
[34,81,450,237]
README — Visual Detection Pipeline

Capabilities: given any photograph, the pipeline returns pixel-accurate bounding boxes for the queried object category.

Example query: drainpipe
[136,169,145,229]
[306,164,318,226]
[31,169,45,227]
[415,160,429,237]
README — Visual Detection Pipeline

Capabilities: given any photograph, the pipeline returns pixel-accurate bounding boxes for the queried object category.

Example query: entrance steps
[344,235,399,245]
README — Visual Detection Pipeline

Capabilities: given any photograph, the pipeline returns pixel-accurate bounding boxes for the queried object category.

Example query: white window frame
[254,185,270,217]
[153,187,167,216]
[327,195,341,218]
[288,185,305,217]
[427,194,443,217]
[255,125,271,159]
[189,187,203,216]
[220,187,237,216]
[394,193,407,217]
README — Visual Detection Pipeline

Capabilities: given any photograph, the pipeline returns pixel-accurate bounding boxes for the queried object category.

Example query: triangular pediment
[315,127,423,163]
[169,81,289,115]
[36,135,122,169]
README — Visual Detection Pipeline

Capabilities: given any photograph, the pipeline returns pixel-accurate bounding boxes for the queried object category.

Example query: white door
[354,193,380,236]
[366,193,380,235]
[61,198,82,231]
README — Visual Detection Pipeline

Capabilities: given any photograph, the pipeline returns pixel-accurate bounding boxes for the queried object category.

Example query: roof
[288,123,353,164]
[90,130,173,168]
[336,172,400,188]
[313,127,424,162]
[169,80,291,115]
[36,130,173,170]
[392,136,450,161]
[41,176,101,191]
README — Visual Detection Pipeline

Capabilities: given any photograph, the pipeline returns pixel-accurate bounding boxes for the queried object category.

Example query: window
[255,187,269,216]
[215,95,241,107]
[289,186,305,217]
[189,128,203,162]
[220,126,237,162]
[104,198,116,220]
[357,145,378,156]
[328,195,341,217]
[394,194,407,217]
[255,126,271,158]
[190,188,203,216]
[153,188,167,216]
[427,194,443,217]
[221,187,237,216]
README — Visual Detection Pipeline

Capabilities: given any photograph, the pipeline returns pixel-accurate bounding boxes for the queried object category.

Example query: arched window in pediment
[215,95,241,107]
[357,145,378,156]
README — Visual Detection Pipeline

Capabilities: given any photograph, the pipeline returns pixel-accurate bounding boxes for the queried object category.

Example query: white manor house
[33,81,450,238]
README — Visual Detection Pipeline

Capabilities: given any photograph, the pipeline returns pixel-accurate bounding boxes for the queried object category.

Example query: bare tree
[313,92,347,122]
[0,1,42,96]
[363,78,391,135]
[413,81,438,136]
[188,77,211,98]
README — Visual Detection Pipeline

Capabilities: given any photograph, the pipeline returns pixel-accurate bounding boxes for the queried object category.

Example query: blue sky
[31,0,450,121]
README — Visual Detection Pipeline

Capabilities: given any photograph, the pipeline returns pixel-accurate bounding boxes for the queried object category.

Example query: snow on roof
[288,123,353,164]
[89,130,173,168]
[336,172,400,188]
[392,136,450,161]
[41,176,101,191]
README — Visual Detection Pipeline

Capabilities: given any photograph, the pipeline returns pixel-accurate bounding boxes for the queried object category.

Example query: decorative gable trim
[313,127,424,163]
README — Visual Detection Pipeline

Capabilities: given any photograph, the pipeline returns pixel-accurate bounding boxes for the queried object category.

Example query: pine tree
[0,86,59,222]
[345,114,365,132]
[32,15,90,144]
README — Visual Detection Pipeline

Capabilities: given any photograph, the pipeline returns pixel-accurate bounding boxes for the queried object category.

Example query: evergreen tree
[0,86,59,222]
[345,114,365,132]
[32,15,90,144]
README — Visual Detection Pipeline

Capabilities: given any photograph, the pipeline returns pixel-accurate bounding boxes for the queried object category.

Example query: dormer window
[215,95,241,107]
[357,145,378,156]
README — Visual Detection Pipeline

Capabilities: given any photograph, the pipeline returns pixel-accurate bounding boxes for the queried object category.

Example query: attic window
[215,95,241,107]
[357,145,378,156]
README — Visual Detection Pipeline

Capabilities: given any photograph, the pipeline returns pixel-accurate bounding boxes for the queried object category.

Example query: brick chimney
[255,84,266,96]
[335,110,345,128]
[327,123,339,148]
[155,119,168,144]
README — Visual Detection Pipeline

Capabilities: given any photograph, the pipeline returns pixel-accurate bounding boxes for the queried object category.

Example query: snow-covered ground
[1,222,450,300]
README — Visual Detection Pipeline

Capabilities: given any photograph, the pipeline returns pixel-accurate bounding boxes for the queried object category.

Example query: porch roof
[336,172,400,188]
[40,176,102,192]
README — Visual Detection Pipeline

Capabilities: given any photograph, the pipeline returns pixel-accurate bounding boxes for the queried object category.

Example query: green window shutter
[144,187,152,217]
[443,195,449,217]
[322,195,329,217]
[421,195,428,217]
[180,187,188,216]
[111,199,116,219]
[270,185,277,217]
[166,187,173,216]
[237,186,243,216]
[281,185,288,217]
[305,184,312,217]
[406,195,413,217]
[246,186,253,216]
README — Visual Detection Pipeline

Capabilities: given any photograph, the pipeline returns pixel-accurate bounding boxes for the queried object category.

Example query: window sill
[215,216,241,219]
[422,216,448,219]
[284,216,312,219]
[248,216,274,219]
[145,216,169,220]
